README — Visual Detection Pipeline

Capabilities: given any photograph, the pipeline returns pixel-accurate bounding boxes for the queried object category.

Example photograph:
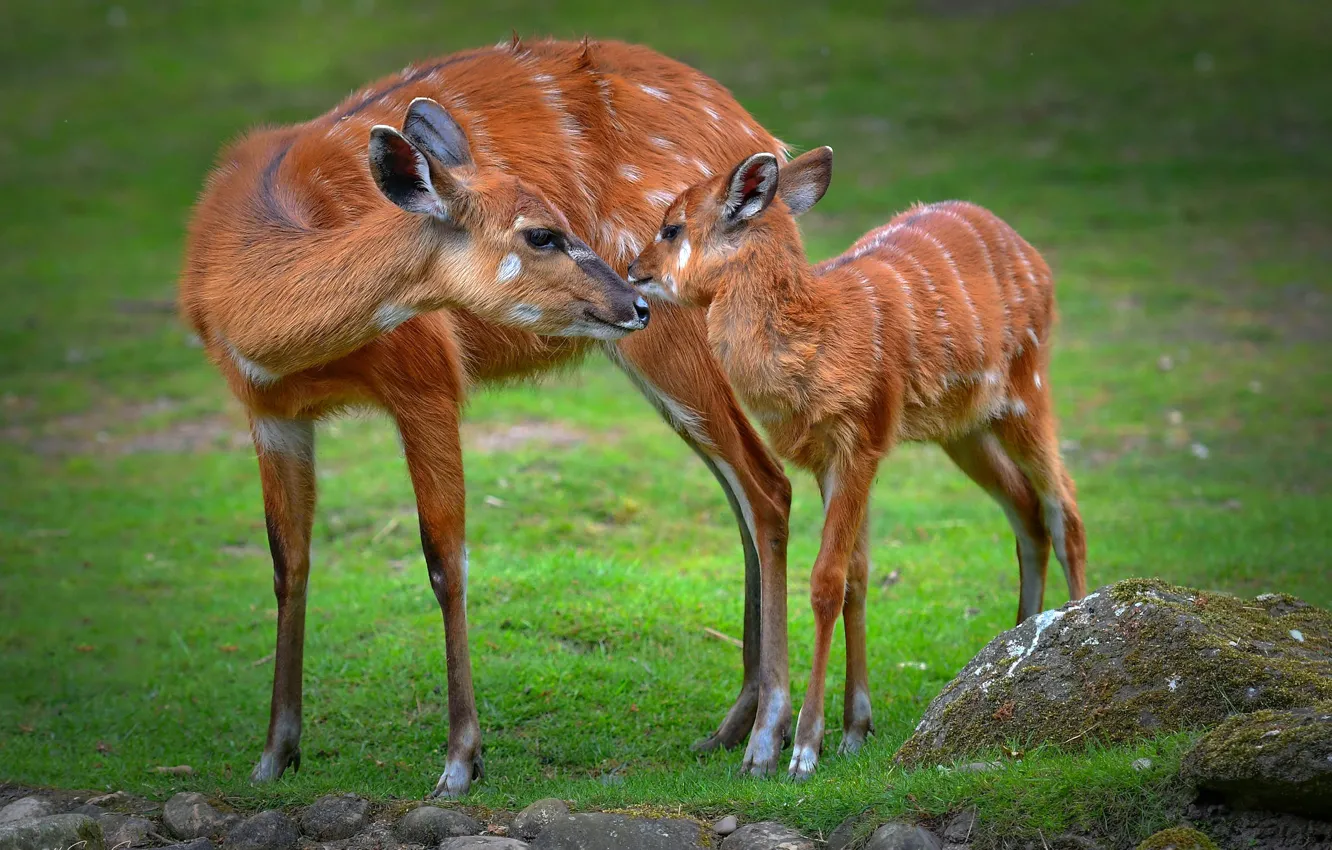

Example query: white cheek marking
[507,304,543,326]
[638,84,670,101]
[252,416,313,461]
[374,303,418,332]
[225,339,279,386]
[497,252,522,283]
[676,237,692,272]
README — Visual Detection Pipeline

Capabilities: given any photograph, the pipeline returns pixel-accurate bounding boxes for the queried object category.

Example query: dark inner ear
[369,126,444,216]
[403,98,472,168]
[723,153,779,225]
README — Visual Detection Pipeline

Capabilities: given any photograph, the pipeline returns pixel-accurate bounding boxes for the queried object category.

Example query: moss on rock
[1134,826,1219,850]
[1181,700,1332,818]
[895,580,1332,766]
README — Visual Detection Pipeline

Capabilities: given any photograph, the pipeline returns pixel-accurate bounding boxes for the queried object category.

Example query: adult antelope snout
[560,234,650,337]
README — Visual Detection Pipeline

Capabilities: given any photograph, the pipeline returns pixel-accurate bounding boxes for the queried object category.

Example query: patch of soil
[1,398,249,457]
[1185,800,1332,850]
[461,419,593,454]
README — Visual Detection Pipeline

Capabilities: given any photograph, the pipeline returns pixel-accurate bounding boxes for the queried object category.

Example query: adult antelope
[179,38,795,798]
[628,147,1088,780]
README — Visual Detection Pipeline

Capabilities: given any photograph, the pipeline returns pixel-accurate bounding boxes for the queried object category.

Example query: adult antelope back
[178,37,800,797]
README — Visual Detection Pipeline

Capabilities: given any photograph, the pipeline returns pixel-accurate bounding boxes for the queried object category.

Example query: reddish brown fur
[630,148,1087,779]
[180,39,803,796]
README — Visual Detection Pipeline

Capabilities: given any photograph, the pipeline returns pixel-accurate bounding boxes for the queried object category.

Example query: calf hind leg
[942,429,1051,624]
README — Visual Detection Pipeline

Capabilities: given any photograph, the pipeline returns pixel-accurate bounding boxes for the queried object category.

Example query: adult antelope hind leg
[604,302,794,777]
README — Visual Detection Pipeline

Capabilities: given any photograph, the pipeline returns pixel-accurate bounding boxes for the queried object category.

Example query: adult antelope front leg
[250,417,316,783]
[605,304,794,776]
[388,389,482,798]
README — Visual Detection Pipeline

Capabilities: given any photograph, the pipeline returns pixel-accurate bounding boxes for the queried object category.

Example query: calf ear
[368,125,449,218]
[720,152,779,226]
[403,97,473,168]
[778,146,833,217]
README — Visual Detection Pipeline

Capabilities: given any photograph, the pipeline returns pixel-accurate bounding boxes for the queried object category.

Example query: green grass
[1,0,1329,846]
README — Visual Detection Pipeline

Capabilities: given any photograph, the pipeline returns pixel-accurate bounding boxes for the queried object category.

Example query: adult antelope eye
[660,224,681,241]
[524,228,558,250]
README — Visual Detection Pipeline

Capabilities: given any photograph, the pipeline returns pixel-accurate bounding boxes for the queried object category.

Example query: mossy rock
[1181,700,1332,818]
[894,580,1332,766]
[1134,826,1218,850]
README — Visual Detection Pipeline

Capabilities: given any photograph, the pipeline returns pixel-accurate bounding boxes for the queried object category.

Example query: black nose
[634,296,650,326]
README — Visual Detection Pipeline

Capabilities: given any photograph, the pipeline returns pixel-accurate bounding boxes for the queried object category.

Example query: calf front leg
[790,456,877,780]
[390,392,482,798]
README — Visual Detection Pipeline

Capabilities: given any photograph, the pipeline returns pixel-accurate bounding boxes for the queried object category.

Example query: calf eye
[660,224,681,241]
[524,228,558,249]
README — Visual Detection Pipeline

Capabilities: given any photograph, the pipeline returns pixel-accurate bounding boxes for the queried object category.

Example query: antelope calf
[627,147,1088,780]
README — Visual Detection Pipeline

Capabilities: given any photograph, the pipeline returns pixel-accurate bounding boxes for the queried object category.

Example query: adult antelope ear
[403,97,472,168]
[778,146,833,217]
[720,152,779,227]
[368,125,451,218]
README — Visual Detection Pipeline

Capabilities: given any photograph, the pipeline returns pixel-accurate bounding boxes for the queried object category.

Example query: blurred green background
[1,0,1328,844]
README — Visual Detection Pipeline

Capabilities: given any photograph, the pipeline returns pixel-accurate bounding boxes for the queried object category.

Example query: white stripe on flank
[939,207,1012,351]
[907,227,986,360]
[638,84,670,101]
[848,267,883,365]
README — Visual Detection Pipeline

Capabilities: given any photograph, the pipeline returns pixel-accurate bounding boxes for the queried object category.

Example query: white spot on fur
[252,417,313,460]
[703,105,721,122]
[1007,399,1028,417]
[374,303,418,332]
[507,304,543,326]
[648,136,673,150]
[618,163,643,182]
[638,84,670,101]
[984,369,1002,386]
[1027,327,1040,347]
[497,252,522,283]
[675,237,692,272]
[645,189,675,207]
[1034,372,1042,390]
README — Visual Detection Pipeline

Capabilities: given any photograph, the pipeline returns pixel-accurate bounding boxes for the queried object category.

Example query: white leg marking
[712,457,757,559]
[497,252,522,283]
[253,417,314,461]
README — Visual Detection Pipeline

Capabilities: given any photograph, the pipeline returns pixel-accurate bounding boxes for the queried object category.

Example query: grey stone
[942,810,977,844]
[439,840,530,850]
[720,821,813,850]
[70,806,105,819]
[0,800,55,826]
[530,813,704,849]
[826,812,875,850]
[510,800,568,841]
[299,794,369,841]
[711,815,739,836]
[0,814,105,850]
[84,794,158,817]
[162,793,236,841]
[955,761,1000,773]
[1131,758,1154,772]
[896,581,1332,766]
[394,806,482,844]
[226,811,299,850]
[98,814,152,848]
[864,823,942,850]
[170,841,214,850]
[1181,701,1332,819]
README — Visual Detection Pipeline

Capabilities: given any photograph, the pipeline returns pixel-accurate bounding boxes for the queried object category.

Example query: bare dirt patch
[1,398,249,457]
[461,419,595,454]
